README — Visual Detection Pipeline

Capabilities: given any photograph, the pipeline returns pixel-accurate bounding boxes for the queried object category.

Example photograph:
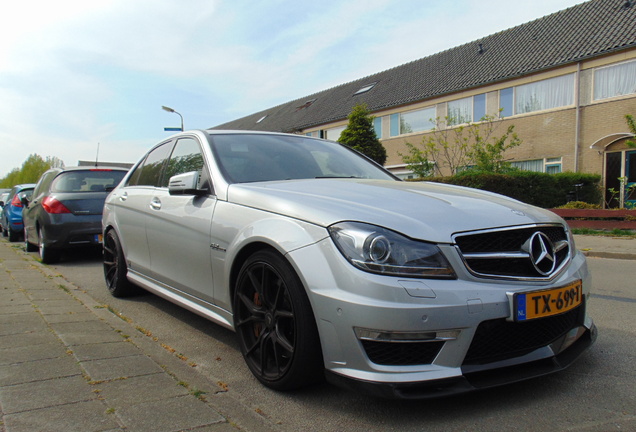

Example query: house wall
[305,49,636,182]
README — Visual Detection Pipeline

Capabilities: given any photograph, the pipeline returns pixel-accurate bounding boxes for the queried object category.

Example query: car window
[128,142,173,187]
[50,170,127,193]
[209,134,396,183]
[162,138,206,188]
[34,171,58,198]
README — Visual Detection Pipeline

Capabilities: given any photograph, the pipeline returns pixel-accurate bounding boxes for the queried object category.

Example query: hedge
[418,171,602,208]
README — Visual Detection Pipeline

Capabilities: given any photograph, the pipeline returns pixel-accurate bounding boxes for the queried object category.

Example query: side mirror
[168,171,207,196]
[20,194,30,207]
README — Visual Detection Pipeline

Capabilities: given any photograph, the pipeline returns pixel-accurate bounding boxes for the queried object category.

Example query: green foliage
[427,171,602,208]
[0,154,61,188]
[400,113,521,177]
[338,104,387,165]
[626,114,636,148]
[556,201,602,209]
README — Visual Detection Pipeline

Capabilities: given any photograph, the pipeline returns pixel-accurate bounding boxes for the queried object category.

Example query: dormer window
[354,82,377,95]
[296,99,317,111]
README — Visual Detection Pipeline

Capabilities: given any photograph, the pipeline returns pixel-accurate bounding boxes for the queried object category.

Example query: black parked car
[23,166,128,263]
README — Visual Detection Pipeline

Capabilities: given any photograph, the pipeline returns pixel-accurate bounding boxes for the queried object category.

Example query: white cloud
[0,0,583,177]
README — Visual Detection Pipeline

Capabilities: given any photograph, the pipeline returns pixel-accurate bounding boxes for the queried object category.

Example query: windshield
[208,133,397,184]
[51,170,127,193]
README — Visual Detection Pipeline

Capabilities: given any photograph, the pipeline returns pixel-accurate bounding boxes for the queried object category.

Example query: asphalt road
[33,248,636,431]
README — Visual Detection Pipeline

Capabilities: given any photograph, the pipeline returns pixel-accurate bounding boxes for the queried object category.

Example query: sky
[0,0,585,178]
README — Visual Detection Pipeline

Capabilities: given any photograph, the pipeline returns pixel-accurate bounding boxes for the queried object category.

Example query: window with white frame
[594,59,636,100]
[325,125,346,141]
[447,94,486,125]
[511,157,562,173]
[500,74,575,116]
[390,107,436,136]
[448,97,472,125]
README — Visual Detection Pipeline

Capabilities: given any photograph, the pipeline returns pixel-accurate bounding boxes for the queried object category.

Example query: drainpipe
[574,62,581,172]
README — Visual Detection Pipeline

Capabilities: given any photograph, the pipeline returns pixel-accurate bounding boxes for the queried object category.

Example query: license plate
[96,234,103,244]
[514,280,582,322]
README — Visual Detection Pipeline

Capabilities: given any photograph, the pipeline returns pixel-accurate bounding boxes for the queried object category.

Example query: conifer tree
[338,104,387,165]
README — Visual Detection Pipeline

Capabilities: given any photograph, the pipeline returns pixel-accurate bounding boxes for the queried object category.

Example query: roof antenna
[95,142,100,167]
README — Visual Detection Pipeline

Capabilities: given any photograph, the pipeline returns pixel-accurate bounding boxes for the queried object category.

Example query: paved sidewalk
[574,234,636,260]
[0,241,274,432]
[0,234,633,431]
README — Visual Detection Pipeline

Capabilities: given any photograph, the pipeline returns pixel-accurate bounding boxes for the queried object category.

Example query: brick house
[212,0,636,205]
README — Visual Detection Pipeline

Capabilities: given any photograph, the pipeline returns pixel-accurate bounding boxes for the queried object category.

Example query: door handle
[150,197,162,210]
[119,192,128,201]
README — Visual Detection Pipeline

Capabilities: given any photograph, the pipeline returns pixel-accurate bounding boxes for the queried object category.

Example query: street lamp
[161,105,184,131]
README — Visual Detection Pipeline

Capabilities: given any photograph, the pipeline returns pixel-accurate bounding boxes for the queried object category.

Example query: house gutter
[574,61,582,172]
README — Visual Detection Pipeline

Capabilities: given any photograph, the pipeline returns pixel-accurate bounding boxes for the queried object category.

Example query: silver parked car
[102,130,596,398]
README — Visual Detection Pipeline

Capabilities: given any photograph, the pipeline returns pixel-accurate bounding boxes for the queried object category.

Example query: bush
[556,201,602,209]
[421,171,602,208]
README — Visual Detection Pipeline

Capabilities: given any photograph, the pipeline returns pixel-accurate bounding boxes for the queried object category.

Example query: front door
[626,150,636,208]
[605,150,636,208]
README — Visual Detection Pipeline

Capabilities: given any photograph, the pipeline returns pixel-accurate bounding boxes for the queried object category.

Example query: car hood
[226,179,563,243]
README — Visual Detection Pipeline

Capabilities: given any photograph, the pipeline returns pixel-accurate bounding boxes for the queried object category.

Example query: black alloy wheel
[103,229,136,297]
[233,250,323,391]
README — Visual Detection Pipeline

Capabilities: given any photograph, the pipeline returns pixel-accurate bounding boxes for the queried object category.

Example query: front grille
[462,303,584,365]
[361,340,445,366]
[454,225,570,280]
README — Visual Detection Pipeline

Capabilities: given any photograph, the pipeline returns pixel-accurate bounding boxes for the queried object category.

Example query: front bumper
[287,238,596,398]
[326,321,596,399]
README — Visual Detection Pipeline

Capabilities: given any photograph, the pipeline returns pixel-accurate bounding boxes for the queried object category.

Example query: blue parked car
[1,184,36,242]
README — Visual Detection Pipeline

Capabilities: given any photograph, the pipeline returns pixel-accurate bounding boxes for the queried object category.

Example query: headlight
[328,222,456,278]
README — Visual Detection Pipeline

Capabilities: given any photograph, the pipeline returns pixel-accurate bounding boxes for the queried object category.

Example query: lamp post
[161,105,184,131]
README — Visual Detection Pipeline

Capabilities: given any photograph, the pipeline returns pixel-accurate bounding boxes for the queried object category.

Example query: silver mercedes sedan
[102,130,596,398]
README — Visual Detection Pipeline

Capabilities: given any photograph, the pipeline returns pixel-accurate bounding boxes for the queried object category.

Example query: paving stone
[0,331,59,349]
[0,375,95,414]
[71,341,142,361]
[45,311,99,324]
[97,373,190,409]
[35,300,90,316]
[50,320,124,346]
[80,355,164,381]
[0,355,80,386]
[3,400,121,432]
[115,395,225,431]
[0,343,69,365]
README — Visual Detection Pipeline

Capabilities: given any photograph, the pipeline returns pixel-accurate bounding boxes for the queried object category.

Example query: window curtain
[594,60,636,100]
[448,97,472,125]
[515,74,574,114]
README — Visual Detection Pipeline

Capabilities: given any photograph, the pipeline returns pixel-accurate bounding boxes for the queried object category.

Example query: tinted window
[209,134,396,183]
[128,142,173,187]
[163,138,205,187]
[50,170,127,193]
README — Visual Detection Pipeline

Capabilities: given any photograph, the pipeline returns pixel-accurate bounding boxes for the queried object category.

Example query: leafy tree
[626,114,636,148]
[0,154,62,187]
[338,104,387,165]
[400,113,521,177]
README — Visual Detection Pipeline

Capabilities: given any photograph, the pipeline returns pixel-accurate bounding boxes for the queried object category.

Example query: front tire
[103,229,137,297]
[233,250,323,391]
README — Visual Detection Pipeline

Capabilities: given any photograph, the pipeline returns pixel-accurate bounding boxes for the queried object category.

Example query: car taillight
[42,197,72,214]
[11,194,23,208]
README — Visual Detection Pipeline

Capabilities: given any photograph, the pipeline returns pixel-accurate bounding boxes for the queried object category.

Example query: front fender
[210,201,329,312]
